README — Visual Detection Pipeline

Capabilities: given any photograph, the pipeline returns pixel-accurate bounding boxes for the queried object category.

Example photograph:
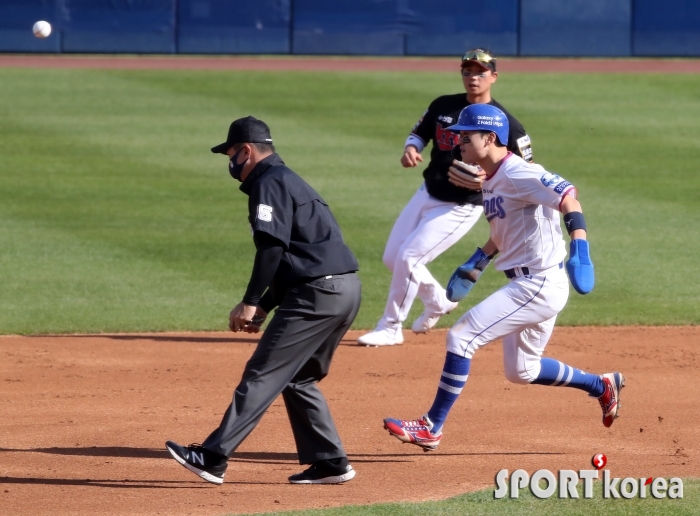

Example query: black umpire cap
[211,116,273,154]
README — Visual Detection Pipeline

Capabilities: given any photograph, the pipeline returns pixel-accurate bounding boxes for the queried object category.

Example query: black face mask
[228,147,249,182]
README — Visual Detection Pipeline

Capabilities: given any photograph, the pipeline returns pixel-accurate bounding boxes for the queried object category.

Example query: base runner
[383,104,624,451]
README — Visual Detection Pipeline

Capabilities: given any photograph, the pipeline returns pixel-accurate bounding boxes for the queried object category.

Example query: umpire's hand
[244,307,268,334]
[229,302,257,332]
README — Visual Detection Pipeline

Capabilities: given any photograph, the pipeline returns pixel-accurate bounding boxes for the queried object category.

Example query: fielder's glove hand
[447,248,493,302]
[566,239,595,294]
[448,160,485,191]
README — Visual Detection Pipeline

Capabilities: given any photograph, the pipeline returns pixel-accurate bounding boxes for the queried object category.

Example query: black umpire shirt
[239,153,359,311]
[410,95,533,205]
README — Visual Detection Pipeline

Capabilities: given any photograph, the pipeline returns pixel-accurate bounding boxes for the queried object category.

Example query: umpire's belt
[504,262,563,279]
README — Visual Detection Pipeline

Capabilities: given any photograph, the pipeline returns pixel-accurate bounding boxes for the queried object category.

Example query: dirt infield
[0,327,698,515]
[1,54,700,73]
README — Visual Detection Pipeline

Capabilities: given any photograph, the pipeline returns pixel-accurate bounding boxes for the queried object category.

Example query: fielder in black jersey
[410,95,532,204]
[358,49,534,347]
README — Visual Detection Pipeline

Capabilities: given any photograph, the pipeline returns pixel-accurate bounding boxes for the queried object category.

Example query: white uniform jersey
[481,153,575,272]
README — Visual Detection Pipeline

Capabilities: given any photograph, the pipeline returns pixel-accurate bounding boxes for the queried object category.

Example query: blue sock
[427,352,470,434]
[531,358,604,397]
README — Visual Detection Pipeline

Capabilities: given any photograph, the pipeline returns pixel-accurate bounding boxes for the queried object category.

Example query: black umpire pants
[202,272,361,464]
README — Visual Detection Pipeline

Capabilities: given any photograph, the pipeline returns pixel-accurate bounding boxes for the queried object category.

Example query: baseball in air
[32,21,52,38]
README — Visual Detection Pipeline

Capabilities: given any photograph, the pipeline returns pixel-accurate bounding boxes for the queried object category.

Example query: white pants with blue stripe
[446,267,569,384]
[380,184,483,327]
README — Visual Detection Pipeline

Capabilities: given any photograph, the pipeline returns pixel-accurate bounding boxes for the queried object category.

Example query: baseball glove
[448,160,485,190]
[446,248,493,302]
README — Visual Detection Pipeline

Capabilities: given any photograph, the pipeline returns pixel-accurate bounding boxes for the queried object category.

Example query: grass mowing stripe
[0,69,698,333]
[0,213,239,333]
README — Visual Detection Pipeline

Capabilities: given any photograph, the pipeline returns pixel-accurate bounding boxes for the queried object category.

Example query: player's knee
[395,246,428,272]
[504,364,534,385]
[446,330,476,359]
[382,250,395,271]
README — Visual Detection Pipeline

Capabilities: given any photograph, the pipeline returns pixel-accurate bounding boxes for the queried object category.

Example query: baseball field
[0,55,698,515]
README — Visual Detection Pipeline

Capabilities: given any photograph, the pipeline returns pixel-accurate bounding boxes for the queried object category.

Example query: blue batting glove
[446,248,492,302]
[566,239,595,294]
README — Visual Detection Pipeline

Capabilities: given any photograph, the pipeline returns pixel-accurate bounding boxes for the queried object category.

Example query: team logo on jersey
[484,196,506,221]
[257,204,273,222]
[540,172,562,187]
[554,181,572,194]
[517,135,533,162]
[437,115,453,123]
[435,123,460,151]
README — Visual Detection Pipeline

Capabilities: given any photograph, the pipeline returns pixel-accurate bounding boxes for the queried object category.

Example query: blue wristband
[563,212,587,234]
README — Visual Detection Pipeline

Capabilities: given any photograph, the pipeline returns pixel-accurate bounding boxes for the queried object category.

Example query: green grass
[0,68,699,333]
[241,479,700,515]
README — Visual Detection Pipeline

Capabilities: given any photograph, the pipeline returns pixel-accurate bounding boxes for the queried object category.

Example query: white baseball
[32,21,52,39]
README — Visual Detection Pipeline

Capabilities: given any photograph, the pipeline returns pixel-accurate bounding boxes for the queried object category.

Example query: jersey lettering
[484,196,506,221]
[475,114,505,127]
[257,204,273,222]
[554,181,572,194]
[435,123,460,151]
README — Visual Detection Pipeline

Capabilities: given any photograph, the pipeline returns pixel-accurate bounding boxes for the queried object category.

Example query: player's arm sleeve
[242,231,285,307]
[510,168,576,211]
[506,116,533,163]
[409,103,435,147]
[405,134,426,152]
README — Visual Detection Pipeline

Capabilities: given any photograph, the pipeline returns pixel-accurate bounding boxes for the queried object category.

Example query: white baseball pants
[379,184,483,327]
[447,266,569,383]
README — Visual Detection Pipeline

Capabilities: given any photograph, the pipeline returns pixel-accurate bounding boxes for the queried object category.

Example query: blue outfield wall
[0,0,60,52]
[1,0,700,57]
[520,0,632,57]
[293,0,403,55]
[60,0,176,54]
[633,0,700,56]
[402,0,519,57]
[178,0,290,54]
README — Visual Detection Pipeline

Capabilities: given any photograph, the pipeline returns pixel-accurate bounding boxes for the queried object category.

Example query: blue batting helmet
[447,104,509,146]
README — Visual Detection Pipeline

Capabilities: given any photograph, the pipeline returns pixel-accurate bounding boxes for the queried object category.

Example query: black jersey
[240,154,359,291]
[410,94,533,205]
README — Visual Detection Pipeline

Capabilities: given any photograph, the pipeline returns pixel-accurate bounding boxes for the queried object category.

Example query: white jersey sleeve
[482,155,573,272]
[507,169,576,211]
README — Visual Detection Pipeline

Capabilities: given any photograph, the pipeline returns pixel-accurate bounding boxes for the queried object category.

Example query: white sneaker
[411,301,459,334]
[357,327,404,347]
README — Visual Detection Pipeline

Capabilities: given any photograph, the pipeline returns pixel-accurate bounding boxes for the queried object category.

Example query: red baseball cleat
[598,373,625,428]
[383,415,442,451]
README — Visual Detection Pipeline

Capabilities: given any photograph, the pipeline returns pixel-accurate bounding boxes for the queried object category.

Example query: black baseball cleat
[288,457,356,484]
[165,441,228,485]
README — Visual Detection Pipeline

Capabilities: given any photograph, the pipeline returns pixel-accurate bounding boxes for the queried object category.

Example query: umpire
[166,116,361,485]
